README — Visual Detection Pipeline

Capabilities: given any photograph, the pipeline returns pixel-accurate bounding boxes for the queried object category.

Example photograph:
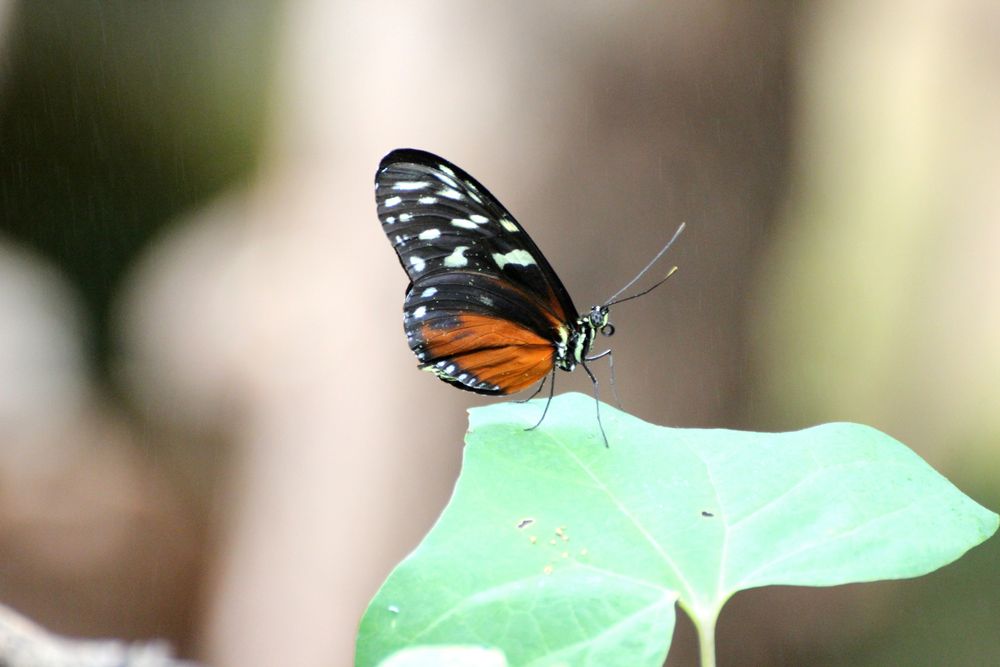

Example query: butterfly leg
[585,348,621,409]
[580,360,609,448]
[516,373,547,403]
[525,367,557,432]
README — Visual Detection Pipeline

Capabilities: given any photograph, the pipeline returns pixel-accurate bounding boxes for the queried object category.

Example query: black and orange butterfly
[376,148,683,444]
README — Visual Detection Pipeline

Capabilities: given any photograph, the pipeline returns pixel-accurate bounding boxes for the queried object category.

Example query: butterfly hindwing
[376,149,579,325]
[402,271,565,395]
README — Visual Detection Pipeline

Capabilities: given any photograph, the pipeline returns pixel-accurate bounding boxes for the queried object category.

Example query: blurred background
[0,1,997,665]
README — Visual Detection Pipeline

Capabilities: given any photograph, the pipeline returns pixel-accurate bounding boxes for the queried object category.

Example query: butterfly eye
[600,323,615,337]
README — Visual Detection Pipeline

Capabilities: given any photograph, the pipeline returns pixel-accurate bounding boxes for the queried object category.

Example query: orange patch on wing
[421,313,549,357]
[454,344,554,394]
[420,314,555,394]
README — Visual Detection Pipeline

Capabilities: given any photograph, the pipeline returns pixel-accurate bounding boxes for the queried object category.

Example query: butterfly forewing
[376,149,578,324]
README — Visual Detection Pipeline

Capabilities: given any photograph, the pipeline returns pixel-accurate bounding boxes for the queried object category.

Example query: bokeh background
[0,1,997,665]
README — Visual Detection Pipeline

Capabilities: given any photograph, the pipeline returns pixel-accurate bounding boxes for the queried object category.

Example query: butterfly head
[588,305,615,338]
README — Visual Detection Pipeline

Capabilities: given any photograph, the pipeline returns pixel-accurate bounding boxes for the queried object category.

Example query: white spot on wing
[418,196,438,205]
[385,196,402,207]
[409,256,426,272]
[421,287,438,297]
[393,181,429,191]
[500,218,519,232]
[451,219,478,229]
[418,228,441,240]
[435,171,458,188]
[399,213,413,222]
[439,164,456,177]
[443,246,470,268]
[385,216,395,224]
[413,306,427,318]
[492,249,536,269]
[470,214,489,224]
[439,188,463,200]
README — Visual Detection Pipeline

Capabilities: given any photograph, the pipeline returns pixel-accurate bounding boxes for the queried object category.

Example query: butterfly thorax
[555,305,611,372]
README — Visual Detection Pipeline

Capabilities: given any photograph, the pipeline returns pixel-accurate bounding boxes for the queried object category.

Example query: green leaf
[356,393,998,667]
[378,645,508,667]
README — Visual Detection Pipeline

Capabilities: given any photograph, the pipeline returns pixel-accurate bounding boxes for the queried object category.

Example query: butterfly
[375,148,684,445]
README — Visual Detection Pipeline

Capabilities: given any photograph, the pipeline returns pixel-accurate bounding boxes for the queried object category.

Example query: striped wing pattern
[376,149,577,394]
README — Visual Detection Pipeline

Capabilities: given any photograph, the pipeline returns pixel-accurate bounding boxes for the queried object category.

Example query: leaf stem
[697,611,717,667]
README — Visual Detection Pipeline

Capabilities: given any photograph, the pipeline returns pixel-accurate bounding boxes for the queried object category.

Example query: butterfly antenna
[605,266,679,307]
[603,222,686,307]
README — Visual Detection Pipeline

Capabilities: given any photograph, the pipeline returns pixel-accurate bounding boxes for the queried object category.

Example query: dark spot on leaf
[516,517,535,529]
[701,511,714,517]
